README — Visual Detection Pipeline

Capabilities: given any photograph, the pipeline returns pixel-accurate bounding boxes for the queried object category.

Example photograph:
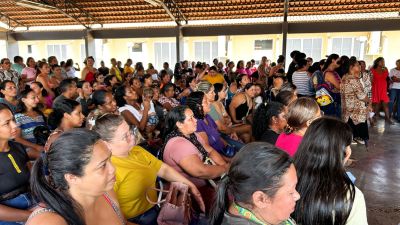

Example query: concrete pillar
[4,32,19,59]
[176,25,184,63]
[84,29,96,62]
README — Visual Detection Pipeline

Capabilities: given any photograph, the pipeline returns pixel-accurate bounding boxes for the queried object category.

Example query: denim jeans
[0,193,35,225]
[221,133,245,151]
[128,206,160,225]
[389,89,400,120]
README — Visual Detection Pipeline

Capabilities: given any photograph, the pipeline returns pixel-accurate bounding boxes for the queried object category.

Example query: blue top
[15,113,46,144]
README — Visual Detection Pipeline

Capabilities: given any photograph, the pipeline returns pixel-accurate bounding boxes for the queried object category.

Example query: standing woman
[209,142,299,225]
[110,58,122,82]
[370,57,393,124]
[0,81,20,114]
[81,56,97,83]
[14,88,46,159]
[229,83,256,124]
[341,59,370,145]
[0,104,35,225]
[322,54,341,117]
[21,57,37,86]
[35,62,55,98]
[27,129,128,225]
[293,117,368,225]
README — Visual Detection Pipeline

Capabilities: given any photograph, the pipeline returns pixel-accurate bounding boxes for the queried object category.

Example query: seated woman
[229,83,257,124]
[187,91,240,157]
[49,64,63,89]
[226,74,250,107]
[14,88,46,159]
[199,81,250,145]
[27,129,129,225]
[293,117,368,225]
[0,104,35,225]
[253,101,287,145]
[275,97,321,157]
[161,106,228,210]
[275,90,297,107]
[0,81,19,114]
[92,114,204,225]
[86,90,118,129]
[45,99,85,152]
[209,142,300,225]
[30,82,53,116]
[114,85,154,137]
[35,61,55,97]
[158,83,180,111]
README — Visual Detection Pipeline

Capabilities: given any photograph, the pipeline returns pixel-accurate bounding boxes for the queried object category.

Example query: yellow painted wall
[6,31,400,70]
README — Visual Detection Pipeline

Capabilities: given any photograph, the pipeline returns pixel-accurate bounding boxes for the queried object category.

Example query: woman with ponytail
[275,97,321,157]
[27,129,128,225]
[209,142,299,225]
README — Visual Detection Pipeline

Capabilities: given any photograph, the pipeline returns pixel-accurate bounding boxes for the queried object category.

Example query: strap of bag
[146,185,169,205]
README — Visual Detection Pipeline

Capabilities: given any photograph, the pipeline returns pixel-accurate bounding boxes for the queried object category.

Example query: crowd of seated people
[1,50,390,224]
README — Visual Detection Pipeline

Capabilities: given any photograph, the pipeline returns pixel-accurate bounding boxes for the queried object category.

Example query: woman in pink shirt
[275,97,321,157]
[21,57,37,85]
[236,60,247,75]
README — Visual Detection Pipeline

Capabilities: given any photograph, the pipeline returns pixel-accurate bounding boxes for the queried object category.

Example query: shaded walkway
[348,120,400,225]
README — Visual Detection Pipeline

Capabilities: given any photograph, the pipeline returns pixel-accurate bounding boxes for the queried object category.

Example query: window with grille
[194,41,218,64]
[47,44,68,62]
[154,42,176,70]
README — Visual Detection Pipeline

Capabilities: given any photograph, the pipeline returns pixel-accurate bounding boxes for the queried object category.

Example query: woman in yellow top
[202,66,226,85]
[93,114,205,225]
[110,58,123,82]
[123,59,135,78]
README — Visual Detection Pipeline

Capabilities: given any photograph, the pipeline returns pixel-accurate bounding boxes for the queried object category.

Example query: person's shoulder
[26,209,67,225]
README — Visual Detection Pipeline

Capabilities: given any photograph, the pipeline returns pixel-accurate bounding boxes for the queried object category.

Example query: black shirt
[0,141,30,195]
[260,129,279,145]
[98,67,110,76]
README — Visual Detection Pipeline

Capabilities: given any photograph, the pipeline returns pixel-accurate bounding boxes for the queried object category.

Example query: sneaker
[354,138,365,145]
[351,139,358,145]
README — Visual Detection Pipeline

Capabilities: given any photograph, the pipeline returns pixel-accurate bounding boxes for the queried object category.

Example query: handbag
[147,182,192,225]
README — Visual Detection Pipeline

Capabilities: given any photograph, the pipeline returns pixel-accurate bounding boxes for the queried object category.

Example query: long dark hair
[114,85,128,107]
[209,142,292,225]
[91,90,108,107]
[163,105,188,137]
[252,101,285,140]
[373,57,384,69]
[0,80,15,98]
[213,83,224,101]
[30,129,101,225]
[17,88,43,115]
[48,99,80,128]
[186,91,205,120]
[31,81,49,97]
[293,117,355,225]
[322,54,339,72]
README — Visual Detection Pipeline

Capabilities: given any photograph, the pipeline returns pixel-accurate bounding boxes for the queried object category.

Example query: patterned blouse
[340,74,368,124]
[158,95,180,109]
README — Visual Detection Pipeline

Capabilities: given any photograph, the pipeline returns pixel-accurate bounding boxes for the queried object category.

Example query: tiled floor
[348,119,400,225]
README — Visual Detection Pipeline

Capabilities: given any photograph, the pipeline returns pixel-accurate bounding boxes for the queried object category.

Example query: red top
[85,70,95,83]
[371,68,389,103]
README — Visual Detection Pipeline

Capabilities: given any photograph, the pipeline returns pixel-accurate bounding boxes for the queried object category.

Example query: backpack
[315,71,334,107]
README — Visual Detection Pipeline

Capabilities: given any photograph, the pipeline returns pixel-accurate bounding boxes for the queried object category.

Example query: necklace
[233,202,296,225]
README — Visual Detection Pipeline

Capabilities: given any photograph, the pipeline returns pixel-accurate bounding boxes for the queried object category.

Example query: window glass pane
[332,38,342,54]
[312,39,322,61]
[154,43,162,70]
[342,38,352,56]
[303,39,312,57]
[353,38,361,58]
[194,42,202,62]
[203,42,211,64]
[212,41,218,60]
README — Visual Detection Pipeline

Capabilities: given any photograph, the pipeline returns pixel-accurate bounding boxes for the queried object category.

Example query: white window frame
[328,37,364,59]
[286,38,322,61]
[193,41,218,64]
[47,44,69,62]
[154,42,176,71]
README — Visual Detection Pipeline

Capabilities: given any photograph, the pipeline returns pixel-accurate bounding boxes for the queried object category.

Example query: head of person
[48,99,84,129]
[208,66,218,76]
[253,102,287,140]
[92,114,136,157]
[129,77,142,90]
[142,87,154,102]
[110,58,117,66]
[186,76,196,89]
[197,81,215,102]
[237,60,244,69]
[194,63,203,74]
[277,55,285,65]
[279,83,297,96]
[31,129,115,225]
[293,117,354,224]
[126,58,132,66]
[163,62,169,70]
[85,56,95,67]
[395,59,400,68]
[217,62,224,70]
[77,81,93,96]
[47,56,58,65]
[95,73,105,83]
[213,83,227,102]
[13,56,23,65]
[143,74,153,87]
[243,83,257,99]
[58,79,77,97]
[147,63,154,70]
[0,80,17,98]
[51,64,62,76]
[104,75,118,87]
[186,91,210,119]
[272,76,284,90]
[347,58,360,77]
[290,50,300,60]
[373,57,385,69]
[306,57,313,66]
[213,58,218,66]
[30,81,48,97]
[236,74,250,88]
[164,105,197,137]
[359,60,366,72]
[227,61,235,69]
[322,54,340,71]
[26,57,36,68]
[245,61,252,69]
[161,83,175,98]
[261,56,268,64]
[295,58,309,71]
[1,58,12,71]
[37,61,50,75]
[100,60,105,67]
[284,97,321,134]
[18,88,40,113]
[275,90,297,106]
[92,90,117,113]
[254,84,263,97]
[160,70,171,84]
[210,142,300,225]
[0,104,17,141]
[182,60,189,69]
[65,59,74,68]
[114,85,138,107]
[152,87,160,101]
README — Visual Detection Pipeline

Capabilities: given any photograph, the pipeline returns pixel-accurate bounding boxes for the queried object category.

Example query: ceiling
[0,0,399,29]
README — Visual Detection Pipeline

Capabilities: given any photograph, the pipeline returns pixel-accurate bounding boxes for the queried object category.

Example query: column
[176,25,184,63]
[5,32,19,59]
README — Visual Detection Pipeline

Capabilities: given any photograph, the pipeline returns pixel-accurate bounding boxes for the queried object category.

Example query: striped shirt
[15,113,46,144]
[293,71,313,96]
